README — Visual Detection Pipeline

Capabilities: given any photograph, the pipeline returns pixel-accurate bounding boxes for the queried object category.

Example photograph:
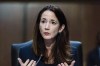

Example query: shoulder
[19,40,38,62]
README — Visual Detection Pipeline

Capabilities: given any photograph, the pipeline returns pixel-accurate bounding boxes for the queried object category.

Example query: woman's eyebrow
[41,18,46,20]
[51,19,56,21]
[51,19,58,23]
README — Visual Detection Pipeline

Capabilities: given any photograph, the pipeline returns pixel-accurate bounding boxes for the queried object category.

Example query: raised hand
[57,60,75,66]
[18,58,36,66]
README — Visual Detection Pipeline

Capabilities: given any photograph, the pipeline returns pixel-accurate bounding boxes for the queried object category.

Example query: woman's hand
[17,58,36,66]
[57,60,75,66]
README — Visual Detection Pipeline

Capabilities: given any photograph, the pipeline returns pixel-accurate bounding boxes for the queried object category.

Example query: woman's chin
[43,37,53,40]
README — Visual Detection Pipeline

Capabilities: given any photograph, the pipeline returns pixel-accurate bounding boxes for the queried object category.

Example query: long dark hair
[33,5,72,64]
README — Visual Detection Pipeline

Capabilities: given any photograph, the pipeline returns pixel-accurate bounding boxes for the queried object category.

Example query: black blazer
[87,47,100,66]
[11,40,83,66]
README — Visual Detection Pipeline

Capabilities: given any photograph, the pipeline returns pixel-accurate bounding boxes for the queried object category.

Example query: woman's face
[39,10,60,40]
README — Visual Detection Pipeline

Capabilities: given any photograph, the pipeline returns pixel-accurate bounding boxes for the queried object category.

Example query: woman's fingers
[64,62,68,66]
[61,63,65,66]
[18,58,24,66]
[18,58,36,66]
[27,60,34,66]
[58,62,68,66]
[32,61,36,66]
[57,60,75,66]
[24,59,29,65]
[27,60,36,66]
[70,60,75,66]
[58,64,61,66]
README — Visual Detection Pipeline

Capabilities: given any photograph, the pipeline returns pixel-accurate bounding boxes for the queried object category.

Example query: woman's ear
[59,24,65,33]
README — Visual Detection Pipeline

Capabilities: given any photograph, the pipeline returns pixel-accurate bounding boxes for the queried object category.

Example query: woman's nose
[45,23,50,30]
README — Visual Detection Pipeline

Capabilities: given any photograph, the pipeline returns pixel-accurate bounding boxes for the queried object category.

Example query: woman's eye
[41,20,46,23]
[52,21,56,25]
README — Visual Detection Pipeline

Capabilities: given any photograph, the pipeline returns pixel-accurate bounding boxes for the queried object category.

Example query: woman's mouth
[44,32,50,36]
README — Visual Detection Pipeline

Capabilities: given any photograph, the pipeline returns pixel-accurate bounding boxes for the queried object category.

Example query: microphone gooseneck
[35,54,42,66]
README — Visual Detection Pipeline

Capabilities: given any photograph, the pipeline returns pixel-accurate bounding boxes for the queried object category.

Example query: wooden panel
[0,3,24,66]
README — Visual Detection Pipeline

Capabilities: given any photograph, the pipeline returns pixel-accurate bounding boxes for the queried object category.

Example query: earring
[58,31,61,33]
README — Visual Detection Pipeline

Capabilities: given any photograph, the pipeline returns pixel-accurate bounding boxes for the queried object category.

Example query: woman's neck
[44,39,55,50]
[44,39,55,64]
[44,39,55,58]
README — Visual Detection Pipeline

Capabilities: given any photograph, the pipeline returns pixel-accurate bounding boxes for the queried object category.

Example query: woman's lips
[44,32,50,36]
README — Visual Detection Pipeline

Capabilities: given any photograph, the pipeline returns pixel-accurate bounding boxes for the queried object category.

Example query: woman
[18,5,75,66]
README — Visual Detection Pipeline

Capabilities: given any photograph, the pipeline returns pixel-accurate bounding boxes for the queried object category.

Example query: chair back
[11,40,83,66]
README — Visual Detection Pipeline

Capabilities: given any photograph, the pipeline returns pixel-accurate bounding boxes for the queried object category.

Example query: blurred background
[0,1,100,66]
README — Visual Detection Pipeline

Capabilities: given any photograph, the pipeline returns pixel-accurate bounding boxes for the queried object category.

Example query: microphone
[35,54,43,66]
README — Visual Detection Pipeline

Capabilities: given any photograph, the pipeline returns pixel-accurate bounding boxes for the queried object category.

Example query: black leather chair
[11,40,83,66]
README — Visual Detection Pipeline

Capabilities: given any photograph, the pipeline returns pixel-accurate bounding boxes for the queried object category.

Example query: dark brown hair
[33,5,72,64]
